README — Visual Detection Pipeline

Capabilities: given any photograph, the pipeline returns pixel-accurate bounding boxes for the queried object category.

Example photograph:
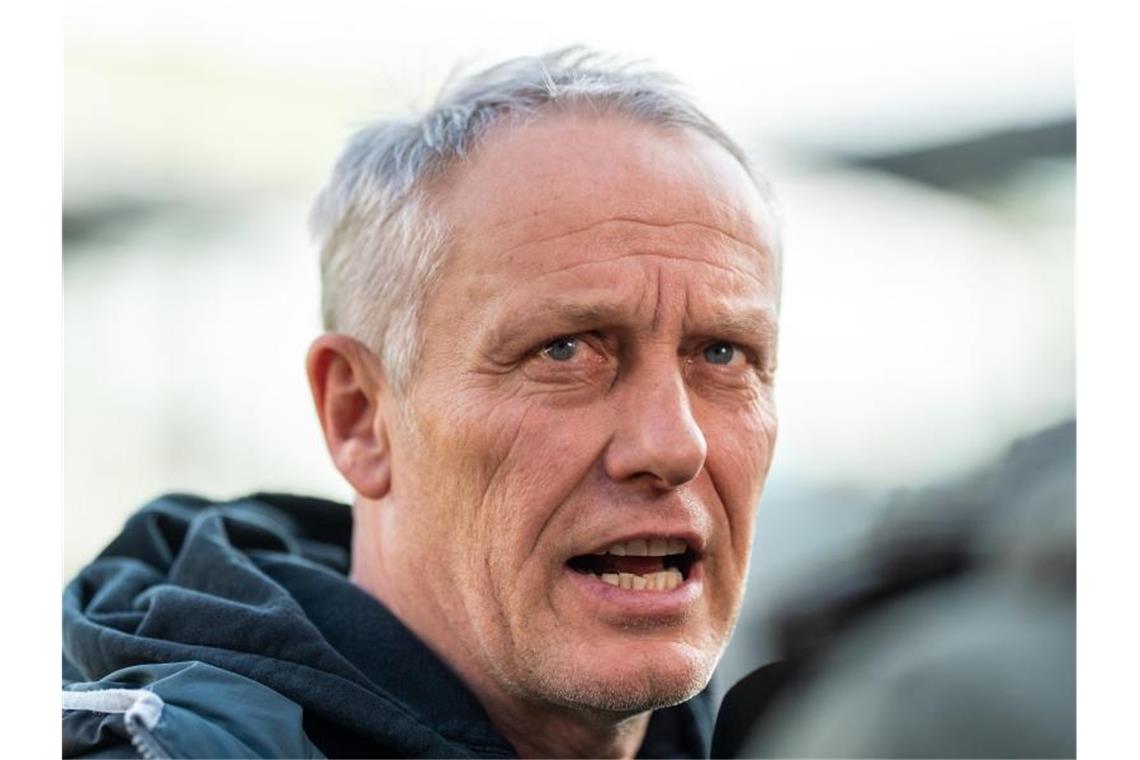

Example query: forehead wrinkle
[541,251,770,293]
[488,216,771,261]
[650,263,665,333]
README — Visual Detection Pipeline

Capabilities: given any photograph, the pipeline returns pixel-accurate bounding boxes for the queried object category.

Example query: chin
[526,638,718,716]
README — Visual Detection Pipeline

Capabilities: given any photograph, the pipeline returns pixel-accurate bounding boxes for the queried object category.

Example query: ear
[306,333,392,500]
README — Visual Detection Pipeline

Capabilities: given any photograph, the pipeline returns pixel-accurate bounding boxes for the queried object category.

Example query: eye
[524,334,612,388]
[702,341,741,366]
[542,336,579,362]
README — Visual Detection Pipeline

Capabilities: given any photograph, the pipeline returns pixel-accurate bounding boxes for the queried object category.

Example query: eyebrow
[482,297,778,355]
[699,307,779,347]
[483,298,629,351]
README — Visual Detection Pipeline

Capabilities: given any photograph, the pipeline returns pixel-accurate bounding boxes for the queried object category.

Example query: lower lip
[563,561,704,618]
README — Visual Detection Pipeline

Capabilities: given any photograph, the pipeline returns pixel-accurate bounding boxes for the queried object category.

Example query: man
[63,48,782,758]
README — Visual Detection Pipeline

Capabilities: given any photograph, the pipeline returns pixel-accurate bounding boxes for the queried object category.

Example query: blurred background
[64,0,1073,698]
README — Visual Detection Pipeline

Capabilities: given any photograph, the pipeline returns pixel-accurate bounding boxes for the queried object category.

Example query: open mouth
[566,537,697,591]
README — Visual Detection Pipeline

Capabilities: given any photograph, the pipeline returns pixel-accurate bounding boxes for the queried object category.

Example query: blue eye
[543,337,579,361]
[703,342,736,365]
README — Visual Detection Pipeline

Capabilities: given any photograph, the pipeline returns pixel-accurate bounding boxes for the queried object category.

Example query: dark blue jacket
[62,493,715,758]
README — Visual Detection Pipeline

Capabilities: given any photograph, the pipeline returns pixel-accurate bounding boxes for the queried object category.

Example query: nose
[603,361,708,489]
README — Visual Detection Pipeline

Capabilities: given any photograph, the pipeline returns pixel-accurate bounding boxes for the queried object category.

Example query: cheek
[478,404,609,572]
[408,389,608,576]
[701,397,778,561]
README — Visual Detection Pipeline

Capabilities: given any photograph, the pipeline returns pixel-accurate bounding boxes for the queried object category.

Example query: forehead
[439,110,773,260]
[428,110,778,324]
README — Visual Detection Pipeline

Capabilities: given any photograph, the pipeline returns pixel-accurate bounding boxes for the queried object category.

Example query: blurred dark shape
[713,420,1075,758]
[62,196,231,251]
[63,199,166,247]
[845,118,1074,196]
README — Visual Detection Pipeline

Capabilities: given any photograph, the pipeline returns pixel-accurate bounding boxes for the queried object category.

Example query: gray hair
[310,47,778,393]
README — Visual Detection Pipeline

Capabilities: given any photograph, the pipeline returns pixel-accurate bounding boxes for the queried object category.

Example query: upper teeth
[594,538,688,557]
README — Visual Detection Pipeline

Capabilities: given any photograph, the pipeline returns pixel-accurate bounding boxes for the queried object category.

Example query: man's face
[384,111,779,714]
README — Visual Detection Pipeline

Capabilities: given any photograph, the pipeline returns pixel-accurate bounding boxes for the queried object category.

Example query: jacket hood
[63,493,714,758]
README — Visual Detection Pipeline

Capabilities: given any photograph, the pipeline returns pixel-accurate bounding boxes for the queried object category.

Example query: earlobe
[306,334,392,500]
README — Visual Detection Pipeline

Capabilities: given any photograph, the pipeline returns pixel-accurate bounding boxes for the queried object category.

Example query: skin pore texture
[308,109,780,758]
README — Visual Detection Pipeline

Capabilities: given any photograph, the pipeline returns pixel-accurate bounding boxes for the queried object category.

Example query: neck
[487,698,650,759]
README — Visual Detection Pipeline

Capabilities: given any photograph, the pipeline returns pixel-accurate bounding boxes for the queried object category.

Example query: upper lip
[573,529,707,559]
